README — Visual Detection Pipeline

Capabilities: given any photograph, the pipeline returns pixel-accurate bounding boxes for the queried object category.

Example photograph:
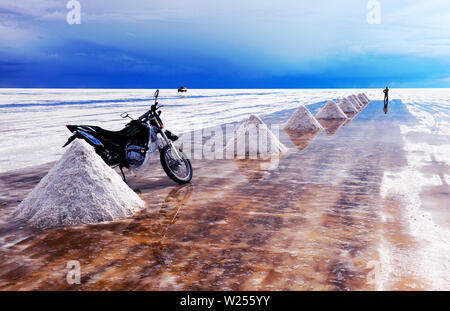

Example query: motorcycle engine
[125,143,146,167]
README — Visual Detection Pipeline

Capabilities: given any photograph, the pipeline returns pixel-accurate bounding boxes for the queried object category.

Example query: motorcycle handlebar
[151,103,164,112]
[138,110,150,120]
[139,104,163,121]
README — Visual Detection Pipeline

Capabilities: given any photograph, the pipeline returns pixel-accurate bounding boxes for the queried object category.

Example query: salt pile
[226,115,288,158]
[337,98,358,114]
[315,101,348,120]
[13,140,145,229]
[283,105,323,132]
[362,93,371,103]
[358,94,369,105]
[347,96,362,109]
[351,95,364,108]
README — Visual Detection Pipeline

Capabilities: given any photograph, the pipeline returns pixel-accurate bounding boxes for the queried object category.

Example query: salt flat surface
[0,91,449,290]
[0,88,449,173]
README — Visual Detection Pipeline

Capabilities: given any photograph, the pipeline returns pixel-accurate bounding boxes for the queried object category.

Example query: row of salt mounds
[226,114,288,159]
[362,93,371,103]
[352,94,365,108]
[347,95,362,110]
[315,101,348,120]
[283,104,323,132]
[13,140,145,229]
[337,98,358,114]
[358,93,370,105]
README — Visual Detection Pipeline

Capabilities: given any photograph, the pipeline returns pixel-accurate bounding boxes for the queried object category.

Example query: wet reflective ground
[0,100,449,290]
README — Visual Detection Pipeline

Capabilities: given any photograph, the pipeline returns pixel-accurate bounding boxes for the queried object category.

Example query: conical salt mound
[347,96,362,109]
[283,105,323,132]
[362,93,371,103]
[357,94,368,105]
[316,101,348,120]
[351,95,364,108]
[13,140,145,229]
[337,98,358,114]
[226,115,288,158]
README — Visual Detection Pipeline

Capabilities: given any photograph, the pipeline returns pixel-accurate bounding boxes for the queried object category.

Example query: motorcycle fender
[78,131,104,147]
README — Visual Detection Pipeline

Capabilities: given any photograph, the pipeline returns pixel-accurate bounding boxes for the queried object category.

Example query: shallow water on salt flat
[0,96,449,290]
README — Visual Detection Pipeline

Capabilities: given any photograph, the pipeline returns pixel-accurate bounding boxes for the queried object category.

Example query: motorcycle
[62,89,193,184]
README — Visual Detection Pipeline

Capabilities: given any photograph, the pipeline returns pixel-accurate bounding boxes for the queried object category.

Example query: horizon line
[1,87,450,90]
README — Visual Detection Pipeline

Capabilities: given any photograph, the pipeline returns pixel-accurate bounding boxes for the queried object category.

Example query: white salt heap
[352,95,365,110]
[226,114,288,158]
[351,95,364,108]
[358,94,368,105]
[337,98,358,114]
[13,140,145,229]
[283,105,323,132]
[316,101,348,120]
[362,93,371,103]
[346,96,360,109]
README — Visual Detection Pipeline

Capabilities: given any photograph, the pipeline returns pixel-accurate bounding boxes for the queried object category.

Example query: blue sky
[1,0,450,88]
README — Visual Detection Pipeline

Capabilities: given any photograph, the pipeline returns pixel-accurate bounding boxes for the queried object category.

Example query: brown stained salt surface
[0,100,448,291]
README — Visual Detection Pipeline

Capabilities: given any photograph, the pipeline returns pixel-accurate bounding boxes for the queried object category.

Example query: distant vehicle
[63,89,192,184]
[178,86,187,93]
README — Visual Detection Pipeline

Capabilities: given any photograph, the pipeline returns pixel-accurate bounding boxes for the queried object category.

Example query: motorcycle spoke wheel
[163,147,191,182]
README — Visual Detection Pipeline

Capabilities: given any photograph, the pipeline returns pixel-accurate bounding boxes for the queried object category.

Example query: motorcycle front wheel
[160,145,193,184]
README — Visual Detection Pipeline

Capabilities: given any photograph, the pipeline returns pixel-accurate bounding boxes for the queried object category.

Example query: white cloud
[0,0,63,20]
[1,0,450,64]
[0,22,35,47]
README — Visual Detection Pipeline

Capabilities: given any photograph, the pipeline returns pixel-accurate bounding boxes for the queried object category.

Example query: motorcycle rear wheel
[160,145,193,184]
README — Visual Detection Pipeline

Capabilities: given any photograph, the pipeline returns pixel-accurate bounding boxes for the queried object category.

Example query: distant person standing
[383,86,389,105]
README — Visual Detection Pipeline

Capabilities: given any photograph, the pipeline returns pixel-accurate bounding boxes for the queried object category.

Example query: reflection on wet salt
[342,112,359,127]
[421,154,449,186]
[418,154,450,227]
[160,185,193,228]
[317,119,347,136]
[284,130,320,151]
[232,156,283,185]
[0,235,30,251]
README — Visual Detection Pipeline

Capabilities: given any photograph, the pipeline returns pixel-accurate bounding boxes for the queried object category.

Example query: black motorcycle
[63,90,193,184]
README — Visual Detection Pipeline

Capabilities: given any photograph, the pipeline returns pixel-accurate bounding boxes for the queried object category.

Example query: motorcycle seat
[66,124,128,147]
[82,126,127,141]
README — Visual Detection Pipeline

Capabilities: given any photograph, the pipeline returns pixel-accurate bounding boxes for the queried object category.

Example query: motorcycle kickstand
[119,166,127,184]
